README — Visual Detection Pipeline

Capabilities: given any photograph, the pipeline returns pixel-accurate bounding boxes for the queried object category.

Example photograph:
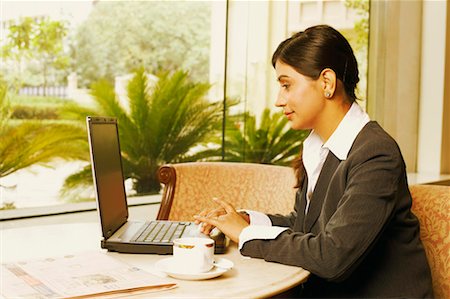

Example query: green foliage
[343,0,370,101]
[73,2,211,87]
[6,95,71,120]
[0,202,16,210]
[2,17,34,56]
[0,82,12,131]
[61,68,223,195]
[0,83,89,182]
[11,105,59,119]
[1,17,70,90]
[32,17,70,92]
[10,95,67,107]
[222,109,308,165]
[32,18,67,55]
[344,0,369,51]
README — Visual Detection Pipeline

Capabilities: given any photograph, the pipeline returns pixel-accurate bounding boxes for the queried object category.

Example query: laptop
[86,116,227,254]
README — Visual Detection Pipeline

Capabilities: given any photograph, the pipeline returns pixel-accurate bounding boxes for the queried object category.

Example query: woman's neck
[315,100,352,142]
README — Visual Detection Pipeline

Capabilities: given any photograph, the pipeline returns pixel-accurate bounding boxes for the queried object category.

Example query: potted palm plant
[61,68,223,196]
[223,108,308,165]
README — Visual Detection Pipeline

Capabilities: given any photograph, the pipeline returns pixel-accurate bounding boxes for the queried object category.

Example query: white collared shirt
[239,102,370,250]
[303,102,370,213]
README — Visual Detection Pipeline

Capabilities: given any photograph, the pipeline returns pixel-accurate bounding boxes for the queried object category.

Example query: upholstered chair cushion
[409,184,450,299]
[157,162,297,221]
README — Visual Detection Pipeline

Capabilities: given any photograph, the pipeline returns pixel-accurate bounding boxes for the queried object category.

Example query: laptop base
[102,232,228,255]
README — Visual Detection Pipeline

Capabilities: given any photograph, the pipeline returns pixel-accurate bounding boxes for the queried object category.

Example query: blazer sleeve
[240,141,403,282]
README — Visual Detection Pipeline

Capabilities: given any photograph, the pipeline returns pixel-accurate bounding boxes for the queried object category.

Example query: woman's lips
[284,111,294,120]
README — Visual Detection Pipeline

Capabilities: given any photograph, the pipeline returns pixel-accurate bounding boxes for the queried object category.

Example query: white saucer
[155,257,233,281]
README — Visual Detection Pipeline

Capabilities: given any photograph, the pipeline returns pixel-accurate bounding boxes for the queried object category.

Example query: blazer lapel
[304,152,341,232]
[294,176,308,232]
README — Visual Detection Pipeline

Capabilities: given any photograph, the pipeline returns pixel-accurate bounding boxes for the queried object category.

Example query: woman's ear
[320,68,336,99]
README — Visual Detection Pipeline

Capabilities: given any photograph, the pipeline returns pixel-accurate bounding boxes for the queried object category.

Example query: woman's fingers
[199,220,216,235]
[194,209,210,225]
[194,206,224,223]
[206,207,225,218]
[194,208,249,243]
[194,208,224,234]
[194,198,239,236]
[212,197,237,213]
[194,215,218,233]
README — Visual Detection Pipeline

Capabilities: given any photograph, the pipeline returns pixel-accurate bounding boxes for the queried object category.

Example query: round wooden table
[1,222,310,298]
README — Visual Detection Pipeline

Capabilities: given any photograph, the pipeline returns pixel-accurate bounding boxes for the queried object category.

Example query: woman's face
[275,60,325,130]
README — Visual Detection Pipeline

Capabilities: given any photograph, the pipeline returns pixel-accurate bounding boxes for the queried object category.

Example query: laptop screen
[87,117,128,238]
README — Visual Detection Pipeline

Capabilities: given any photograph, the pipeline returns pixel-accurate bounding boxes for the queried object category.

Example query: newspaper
[1,252,176,299]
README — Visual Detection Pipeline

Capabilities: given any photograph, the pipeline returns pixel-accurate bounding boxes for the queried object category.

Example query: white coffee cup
[172,237,215,274]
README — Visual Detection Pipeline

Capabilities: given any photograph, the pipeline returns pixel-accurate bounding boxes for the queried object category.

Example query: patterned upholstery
[409,184,450,299]
[157,162,297,221]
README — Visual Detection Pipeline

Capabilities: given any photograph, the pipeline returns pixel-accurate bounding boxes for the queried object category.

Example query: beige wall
[368,0,422,172]
[417,0,448,175]
[368,0,449,175]
[441,0,450,173]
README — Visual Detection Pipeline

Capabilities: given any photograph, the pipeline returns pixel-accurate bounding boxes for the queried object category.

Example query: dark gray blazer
[240,121,433,298]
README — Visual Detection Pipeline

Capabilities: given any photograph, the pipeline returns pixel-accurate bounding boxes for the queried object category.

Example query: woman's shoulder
[350,121,403,161]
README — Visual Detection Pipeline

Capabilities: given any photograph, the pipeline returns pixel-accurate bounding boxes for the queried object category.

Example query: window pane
[288,0,369,107]
[0,1,222,210]
[223,0,370,164]
[0,0,370,212]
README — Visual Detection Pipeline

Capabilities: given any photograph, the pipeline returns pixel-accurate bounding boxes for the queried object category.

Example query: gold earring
[325,91,331,98]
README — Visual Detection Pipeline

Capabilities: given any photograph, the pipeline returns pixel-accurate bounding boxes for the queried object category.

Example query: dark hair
[272,25,359,102]
[291,154,305,189]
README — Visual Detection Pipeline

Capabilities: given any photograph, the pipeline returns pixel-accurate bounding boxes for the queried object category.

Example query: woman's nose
[275,93,286,107]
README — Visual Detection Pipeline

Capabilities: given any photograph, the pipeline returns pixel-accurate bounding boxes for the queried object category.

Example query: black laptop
[86,116,227,254]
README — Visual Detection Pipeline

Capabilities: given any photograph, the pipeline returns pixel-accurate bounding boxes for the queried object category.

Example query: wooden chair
[156,162,297,221]
[409,184,450,299]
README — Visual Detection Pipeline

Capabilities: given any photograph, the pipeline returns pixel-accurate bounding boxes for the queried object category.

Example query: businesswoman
[195,25,433,298]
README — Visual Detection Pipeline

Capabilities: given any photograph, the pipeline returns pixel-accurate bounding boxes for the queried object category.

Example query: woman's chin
[290,122,305,131]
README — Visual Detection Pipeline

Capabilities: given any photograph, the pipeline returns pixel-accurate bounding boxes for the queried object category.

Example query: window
[0,0,370,214]
[224,0,369,162]
[0,1,224,212]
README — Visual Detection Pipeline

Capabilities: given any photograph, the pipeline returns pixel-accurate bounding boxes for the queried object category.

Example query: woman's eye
[281,84,289,89]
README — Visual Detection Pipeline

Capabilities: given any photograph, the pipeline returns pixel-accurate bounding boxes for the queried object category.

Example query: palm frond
[224,108,307,165]
[59,165,94,201]
[127,67,150,133]
[0,81,89,181]
[61,165,93,189]
[59,102,99,123]
[90,80,126,118]
[0,84,12,131]
[0,122,88,178]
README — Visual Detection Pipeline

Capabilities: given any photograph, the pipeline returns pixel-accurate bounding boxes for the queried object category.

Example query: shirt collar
[323,102,370,160]
[303,102,370,161]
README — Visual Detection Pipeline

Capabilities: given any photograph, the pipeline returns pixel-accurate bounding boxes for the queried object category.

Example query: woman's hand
[194,201,227,235]
[194,198,250,243]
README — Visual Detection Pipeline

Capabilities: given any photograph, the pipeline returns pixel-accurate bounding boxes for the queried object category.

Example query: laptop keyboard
[130,221,191,244]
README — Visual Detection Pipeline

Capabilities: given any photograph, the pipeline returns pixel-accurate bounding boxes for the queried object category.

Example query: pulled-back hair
[272,25,359,102]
